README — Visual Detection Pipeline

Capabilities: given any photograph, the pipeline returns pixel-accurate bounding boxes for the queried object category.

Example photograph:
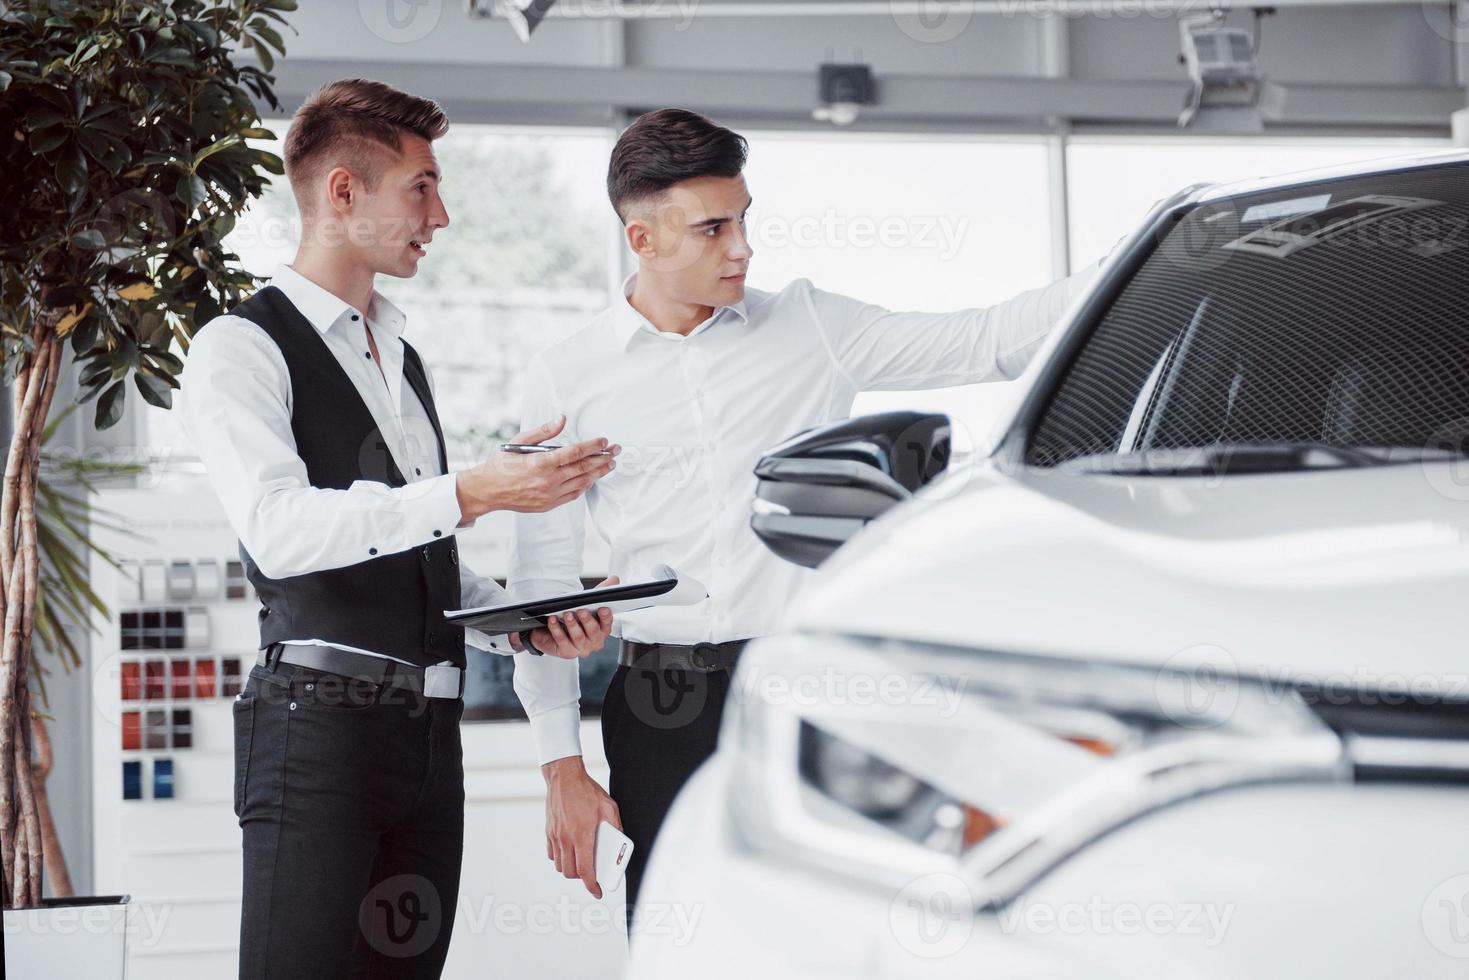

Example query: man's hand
[508,576,618,659]
[455,416,619,523]
[542,756,622,899]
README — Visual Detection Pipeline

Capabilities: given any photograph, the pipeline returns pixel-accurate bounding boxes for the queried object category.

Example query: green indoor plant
[0,0,291,908]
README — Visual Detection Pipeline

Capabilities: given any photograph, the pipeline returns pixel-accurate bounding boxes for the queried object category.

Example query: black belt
[618,638,749,674]
[258,643,464,699]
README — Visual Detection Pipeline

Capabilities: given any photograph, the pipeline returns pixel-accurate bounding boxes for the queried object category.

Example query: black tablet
[443,577,679,634]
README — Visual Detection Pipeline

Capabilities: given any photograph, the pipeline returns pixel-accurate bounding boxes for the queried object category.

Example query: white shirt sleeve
[806,263,1101,392]
[507,356,589,765]
[458,557,517,655]
[179,316,466,580]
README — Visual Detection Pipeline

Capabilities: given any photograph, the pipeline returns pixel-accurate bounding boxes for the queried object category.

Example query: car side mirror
[750,411,951,568]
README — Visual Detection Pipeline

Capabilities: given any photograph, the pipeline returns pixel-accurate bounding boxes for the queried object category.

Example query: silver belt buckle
[423,661,461,699]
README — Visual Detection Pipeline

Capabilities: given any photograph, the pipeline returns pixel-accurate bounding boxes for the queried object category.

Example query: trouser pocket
[232,696,256,819]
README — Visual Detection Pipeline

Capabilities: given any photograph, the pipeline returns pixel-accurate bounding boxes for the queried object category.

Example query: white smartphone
[594,821,634,894]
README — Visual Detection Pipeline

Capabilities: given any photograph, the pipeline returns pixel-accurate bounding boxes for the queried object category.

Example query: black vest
[227,286,464,668]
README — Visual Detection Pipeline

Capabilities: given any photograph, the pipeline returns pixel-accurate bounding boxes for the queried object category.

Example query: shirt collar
[610,273,749,350]
[268,264,408,341]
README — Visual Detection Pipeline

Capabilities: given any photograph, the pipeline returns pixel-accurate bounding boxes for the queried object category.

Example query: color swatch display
[116,557,253,604]
[115,555,257,800]
[121,759,175,802]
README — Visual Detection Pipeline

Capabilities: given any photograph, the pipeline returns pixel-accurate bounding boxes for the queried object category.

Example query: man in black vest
[180,79,618,978]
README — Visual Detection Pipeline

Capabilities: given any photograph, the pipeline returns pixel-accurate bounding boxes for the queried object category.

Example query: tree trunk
[32,715,72,898]
[0,318,63,908]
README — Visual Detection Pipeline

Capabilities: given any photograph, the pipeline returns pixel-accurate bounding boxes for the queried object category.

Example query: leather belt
[618,638,749,674]
[258,643,464,699]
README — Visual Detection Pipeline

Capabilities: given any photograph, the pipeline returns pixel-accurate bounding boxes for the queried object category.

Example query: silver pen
[499,443,612,457]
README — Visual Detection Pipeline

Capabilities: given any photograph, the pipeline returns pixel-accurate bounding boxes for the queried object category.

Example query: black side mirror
[750,411,951,568]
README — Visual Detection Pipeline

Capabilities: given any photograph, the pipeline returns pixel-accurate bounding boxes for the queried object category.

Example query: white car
[630,150,1469,978]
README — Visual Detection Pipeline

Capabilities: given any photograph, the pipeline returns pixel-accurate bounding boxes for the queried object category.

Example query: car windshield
[1027,160,1469,473]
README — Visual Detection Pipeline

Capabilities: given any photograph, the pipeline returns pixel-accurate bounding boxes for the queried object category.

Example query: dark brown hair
[284,78,449,208]
[607,109,748,221]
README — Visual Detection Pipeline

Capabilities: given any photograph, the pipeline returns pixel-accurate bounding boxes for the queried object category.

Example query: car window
[1027,161,1469,468]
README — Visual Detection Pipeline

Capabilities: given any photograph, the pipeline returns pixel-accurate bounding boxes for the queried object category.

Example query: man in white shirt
[508,109,1101,925]
[181,79,617,978]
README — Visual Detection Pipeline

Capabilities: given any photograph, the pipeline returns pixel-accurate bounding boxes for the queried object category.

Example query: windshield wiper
[1060,442,1463,476]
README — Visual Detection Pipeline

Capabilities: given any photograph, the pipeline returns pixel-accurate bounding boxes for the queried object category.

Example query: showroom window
[740,132,1056,453]
[1065,136,1445,271]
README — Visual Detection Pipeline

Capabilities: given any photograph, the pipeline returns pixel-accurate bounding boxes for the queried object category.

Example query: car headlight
[722,632,1348,907]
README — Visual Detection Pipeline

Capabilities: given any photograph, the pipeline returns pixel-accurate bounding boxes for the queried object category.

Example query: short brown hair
[607,109,748,221]
[284,78,449,209]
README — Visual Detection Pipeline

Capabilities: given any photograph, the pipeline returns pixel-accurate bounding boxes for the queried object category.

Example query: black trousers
[234,659,465,978]
[600,662,733,927]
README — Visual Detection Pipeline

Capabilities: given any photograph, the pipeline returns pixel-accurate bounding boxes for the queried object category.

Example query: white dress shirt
[509,269,1098,764]
[180,264,510,663]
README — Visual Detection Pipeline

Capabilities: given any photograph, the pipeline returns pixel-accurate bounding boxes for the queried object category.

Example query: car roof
[1191,147,1469,206]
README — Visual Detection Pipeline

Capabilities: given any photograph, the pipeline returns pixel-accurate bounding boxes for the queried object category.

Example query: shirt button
[415,467,422,475]
[365,352,372,359]
[368,547,378,556]
[351,314,360,322]
[433,530,442,537]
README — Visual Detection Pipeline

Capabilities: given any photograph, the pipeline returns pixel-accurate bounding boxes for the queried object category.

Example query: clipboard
[444,566,705,635]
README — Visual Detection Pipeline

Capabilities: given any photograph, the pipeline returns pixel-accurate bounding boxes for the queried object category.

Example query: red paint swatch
[194,658,216,698]
[121,662,141,701]
[121,711,140,751]
[170,658,192,700]
[144,660,165,700]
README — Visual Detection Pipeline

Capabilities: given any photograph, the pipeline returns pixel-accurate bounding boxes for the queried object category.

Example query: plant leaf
[94,380,126,429]
[254,149,284,175]
[248,37,274,72]
[176,173,208,210]
[29,126,68,154]
[117,282,157,301]
[71,228,106,250]
[192,135,239,170]
[55,143,87,195]
[55,302,93,336]
[133,371,172,409]
[251,23,286,54]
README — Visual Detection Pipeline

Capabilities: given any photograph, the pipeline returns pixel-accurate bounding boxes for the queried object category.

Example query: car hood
[789,459,1469,686]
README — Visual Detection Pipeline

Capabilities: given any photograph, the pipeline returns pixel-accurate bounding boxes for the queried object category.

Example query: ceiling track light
[469,0,560,42]
[1177,9,1269,133]
[813,62,876,127]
